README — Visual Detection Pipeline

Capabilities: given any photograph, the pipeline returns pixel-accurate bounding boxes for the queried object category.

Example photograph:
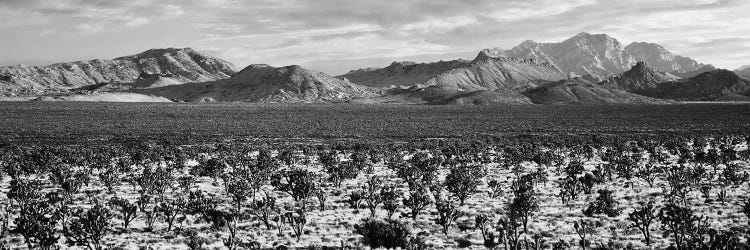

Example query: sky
[0,0,748,75]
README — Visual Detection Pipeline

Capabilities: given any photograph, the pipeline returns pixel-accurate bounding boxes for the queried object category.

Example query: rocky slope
[736,65,750,80]
[491,33,709,78]
[495,32,636,76]
[600,62,679,92]
[624,42,709,73]
[138,64,376,102]
[340,60,469,88]
[523,77,669,105]
[636,69,750,101]
[673,65,717,79]
[0,48,236,95]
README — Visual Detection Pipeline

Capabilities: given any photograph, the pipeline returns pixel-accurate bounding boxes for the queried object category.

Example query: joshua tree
[628,202,656,246]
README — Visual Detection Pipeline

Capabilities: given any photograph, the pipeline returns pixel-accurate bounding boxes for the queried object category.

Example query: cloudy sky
[0,0,748,74]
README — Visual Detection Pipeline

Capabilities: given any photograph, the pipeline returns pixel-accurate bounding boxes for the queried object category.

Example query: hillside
[600,62,679,92]
[340,60,468,88]
[138,64,376,102]
[637,69,750,101]
[736,66,750,80]
[0,48,236,95]
[524,77,669,104]
[496,32,636,76]
[624,42,709,73]
[492,33,709,77]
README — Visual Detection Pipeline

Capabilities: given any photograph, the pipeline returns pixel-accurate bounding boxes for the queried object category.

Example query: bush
[108,197,138,230]
[355,218,411,249]
[271,168,319,211]
[435,198,463,235]
[64,203,112,250]
[628,202,655,246]
[403,185,431,220]
[583,189,620,217]
[508,175,539,234]
[445,164,486,205]
[12,200,60,250]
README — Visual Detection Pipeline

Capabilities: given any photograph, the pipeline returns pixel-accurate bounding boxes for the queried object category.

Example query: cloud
[1,0,749,72]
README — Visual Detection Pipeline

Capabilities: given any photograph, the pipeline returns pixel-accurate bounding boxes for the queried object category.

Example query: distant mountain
[624,42,709,73]
[600,62,679,93]
[138,64,376,102]
[736,65,750,80]
[673,65,717,79]
[490,32,710,78]
[0,48,236,95]
[524,77,669,105]
[629,69,750,101]
[340,60,468,88]
[494,32,636,76]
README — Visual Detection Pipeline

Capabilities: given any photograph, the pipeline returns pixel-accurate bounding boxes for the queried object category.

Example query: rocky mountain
[636,69,750,101]
[0,48,236,95]
[137,64,376,102]
[340,60,469,88]
[495,32,636,76]
[673,65,717,79]
[600,62,679,92]
[624,42,709,73]
[735,65,750,80]
[523,77,669,105]
[490,32,710,78]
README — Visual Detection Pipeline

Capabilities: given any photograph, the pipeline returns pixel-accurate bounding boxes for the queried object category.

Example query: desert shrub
[487,179,503,199]
[743,199,750,226]
[583,189,620,217]
[552,239,571,250]
[508,175,539,233]
[435,198,463,235]
[156,198,185,232]
[250,192,277,230]
[320,151,359,188]
[363,176,383,217]
[403,185,431,220]
[445,164,486,205]
[354,218,411,249]
[271,168,318,211]
[628,202,656,246]
[635,163,660,188]
[108,197,138,230]
[177,175,196,192]
[349,190,364,209]
[662,165,694,205]
[12,200,60,250]
[137,194,159,231]
[578,172,600,195]
[99,166,120,193]
[573,219,597,250]
[659,204,707,250]
[65,203,112,250]
[184,229,207,250]
[7,178,44,206]
[380,185,400,219]
[313,178,328,211]
[286,210,307,241]
[456,237,472,248]
[136,165,174,201]
[223,169,253,212]
[50,165,88,199]
[192,157,225,180]
[185,190,219,224]
[396,152,441,188]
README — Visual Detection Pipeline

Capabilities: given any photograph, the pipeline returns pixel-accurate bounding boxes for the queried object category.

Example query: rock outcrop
[0,48,237,95]
[138,64,376,102]
[624,42,710,73]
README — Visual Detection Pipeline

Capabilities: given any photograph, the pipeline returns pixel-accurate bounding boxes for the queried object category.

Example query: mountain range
[1,32,748,104]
